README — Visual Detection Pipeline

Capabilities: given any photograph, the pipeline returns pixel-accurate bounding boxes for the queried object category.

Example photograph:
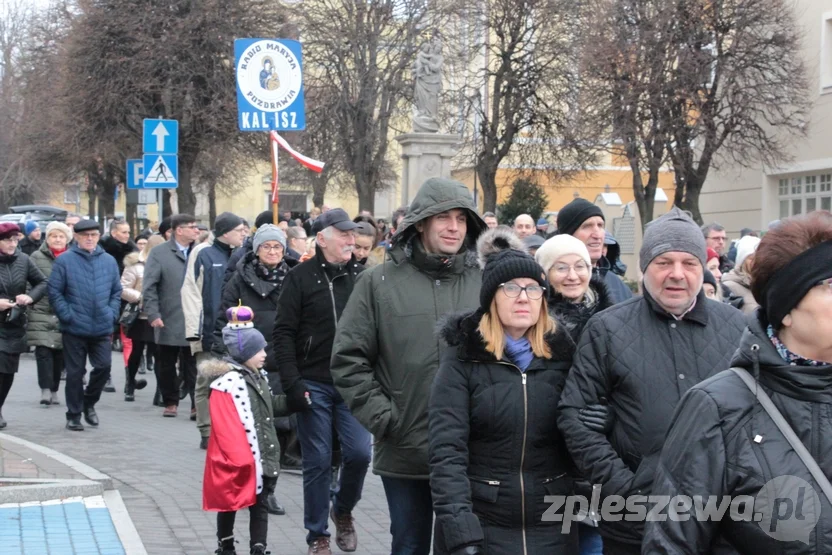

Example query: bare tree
[665,0,810,223]
[293,0,430,213]
[448,0,592,213]
[581,0,676,230]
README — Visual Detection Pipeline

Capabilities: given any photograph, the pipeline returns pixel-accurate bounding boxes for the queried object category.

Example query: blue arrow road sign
[142,154,178,189]
[126,159,144,189]
[143,119,179,154]
[235,39,306,132]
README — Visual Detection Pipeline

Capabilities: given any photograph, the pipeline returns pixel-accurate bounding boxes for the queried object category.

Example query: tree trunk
[477,165,498,215]
[312,174,326,208]
[208,181,217,227]
[680,176,704,225]
[162,190,173,219]
[177,155,197,216]
[356,182,375,214]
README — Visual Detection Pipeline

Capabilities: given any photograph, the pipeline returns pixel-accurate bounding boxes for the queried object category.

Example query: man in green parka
[331,177,485,555]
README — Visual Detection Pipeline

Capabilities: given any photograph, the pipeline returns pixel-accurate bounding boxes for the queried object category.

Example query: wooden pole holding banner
[270,132,280,224]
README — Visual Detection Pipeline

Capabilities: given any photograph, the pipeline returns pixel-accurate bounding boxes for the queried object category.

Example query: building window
[807,197,817,212]
[821,174,831,192]
[808,177,818,193]
[778,178,788,195]
[780,200,789,219]
[791,177,802,195]
[64,187,80,205]
[792,198,802,216]
[823,197,831,212]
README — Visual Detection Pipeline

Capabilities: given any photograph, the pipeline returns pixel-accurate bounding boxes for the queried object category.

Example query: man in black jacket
[273,208,370,555]
[558,207,746,555]
[556,198,633,304]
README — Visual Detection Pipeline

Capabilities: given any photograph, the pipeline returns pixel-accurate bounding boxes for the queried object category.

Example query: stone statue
[413,36,443,133]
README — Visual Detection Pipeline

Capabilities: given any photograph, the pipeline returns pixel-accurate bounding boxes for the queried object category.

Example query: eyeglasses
[818,278,832,290]
[259,244,284,253]
[499,283,545,300]
[552,262,590,277]
[0,237,20,243]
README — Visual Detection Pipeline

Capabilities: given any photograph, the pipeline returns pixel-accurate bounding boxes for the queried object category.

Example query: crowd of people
[0,176,830,555]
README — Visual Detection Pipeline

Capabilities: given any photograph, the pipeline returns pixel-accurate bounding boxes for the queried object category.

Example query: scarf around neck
[505,334,534,372]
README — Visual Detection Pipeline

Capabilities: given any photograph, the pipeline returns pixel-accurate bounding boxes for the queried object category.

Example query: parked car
[0,205,68,232]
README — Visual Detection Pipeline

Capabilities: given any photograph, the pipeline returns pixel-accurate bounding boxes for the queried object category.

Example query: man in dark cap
[558,207,745,554]
[158,217,172,240]
[557,198,632,304]
[274,207,369,555]
[48,218,122,431]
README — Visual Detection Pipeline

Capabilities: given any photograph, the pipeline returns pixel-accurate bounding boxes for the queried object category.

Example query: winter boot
[124,370,135,402]
[250,544,270,555]
[50,391,60,405]
[215,536,237,555]
[104,377,115,393]
[138,354,147,375]
[41,389,51,406]
[0,410,6,429]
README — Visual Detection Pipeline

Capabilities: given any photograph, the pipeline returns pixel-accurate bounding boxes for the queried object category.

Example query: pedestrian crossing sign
[142,154,178,189]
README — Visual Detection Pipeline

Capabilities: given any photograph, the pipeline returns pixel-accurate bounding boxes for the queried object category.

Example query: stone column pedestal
[394,133,460,206]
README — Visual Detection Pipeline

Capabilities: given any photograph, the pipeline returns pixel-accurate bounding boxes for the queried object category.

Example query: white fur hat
[535,234,591,274]
[735,235,761,272]
[45,221,73,243]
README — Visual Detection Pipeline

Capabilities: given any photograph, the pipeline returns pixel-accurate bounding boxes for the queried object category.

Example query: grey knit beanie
[253,224,287,253]
[639,207,707,272]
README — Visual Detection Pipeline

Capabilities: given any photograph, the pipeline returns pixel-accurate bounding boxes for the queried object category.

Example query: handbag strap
[730,367,832,506]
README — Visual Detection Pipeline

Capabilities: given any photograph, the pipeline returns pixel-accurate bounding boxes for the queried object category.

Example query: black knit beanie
[255,210,274,229]
[556,198,605,237]
[477,228,548,312]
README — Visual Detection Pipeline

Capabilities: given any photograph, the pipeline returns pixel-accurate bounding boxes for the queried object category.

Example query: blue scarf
[505,335,534,372]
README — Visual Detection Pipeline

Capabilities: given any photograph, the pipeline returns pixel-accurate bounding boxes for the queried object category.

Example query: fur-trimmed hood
[123,251,142,267]
[198,356,246,381]
[438,308,575,364]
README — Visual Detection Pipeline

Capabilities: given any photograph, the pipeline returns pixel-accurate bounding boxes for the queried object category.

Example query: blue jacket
[194,240,234,351]
[48,244,122,338]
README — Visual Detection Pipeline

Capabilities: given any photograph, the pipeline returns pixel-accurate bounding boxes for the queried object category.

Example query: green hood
[392,177,485,248]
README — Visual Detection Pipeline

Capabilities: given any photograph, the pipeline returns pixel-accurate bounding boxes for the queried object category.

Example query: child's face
[245,349,267,370]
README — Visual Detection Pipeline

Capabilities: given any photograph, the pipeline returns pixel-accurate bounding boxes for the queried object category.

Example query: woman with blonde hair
[429,228,579,555]
[120,234,164,401]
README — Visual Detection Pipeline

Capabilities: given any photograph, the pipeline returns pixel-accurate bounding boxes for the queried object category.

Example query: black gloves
[579,398,614,434]
[452,546,482,555]
[285,380,311,413]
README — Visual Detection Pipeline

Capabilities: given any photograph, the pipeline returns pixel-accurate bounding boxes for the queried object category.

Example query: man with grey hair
[558,207,745,554]
[273,208,370,555]
[513,213,535,238]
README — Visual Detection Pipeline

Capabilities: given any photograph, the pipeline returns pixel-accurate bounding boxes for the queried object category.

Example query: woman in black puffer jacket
[0,222,47,428]
[644,211,832,554]
[429,228,579,555]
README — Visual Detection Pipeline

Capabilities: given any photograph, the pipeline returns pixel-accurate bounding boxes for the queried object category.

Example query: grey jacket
[142,237,191,347]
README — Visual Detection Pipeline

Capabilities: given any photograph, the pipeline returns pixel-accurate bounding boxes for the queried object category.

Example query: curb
[104,490,148,555]
[0,432,113,490]
[0,478,103,504]
[0,432,147,555]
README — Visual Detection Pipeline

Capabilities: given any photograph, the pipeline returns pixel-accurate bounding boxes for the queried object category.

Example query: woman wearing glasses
[535,235,613,344]
[429,228,579,555]
[644,211,832,554]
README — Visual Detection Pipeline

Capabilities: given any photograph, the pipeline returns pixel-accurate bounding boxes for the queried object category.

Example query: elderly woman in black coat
[0,222,47,428]
[429,228,580,555]
[644,211,832,554]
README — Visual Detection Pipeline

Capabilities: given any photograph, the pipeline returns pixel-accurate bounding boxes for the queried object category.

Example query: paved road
[2,352,394,555]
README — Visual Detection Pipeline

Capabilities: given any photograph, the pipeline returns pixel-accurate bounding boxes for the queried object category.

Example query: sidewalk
[0,435,146,555]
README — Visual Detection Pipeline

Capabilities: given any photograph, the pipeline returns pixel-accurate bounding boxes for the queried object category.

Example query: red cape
[203,389,257,512]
